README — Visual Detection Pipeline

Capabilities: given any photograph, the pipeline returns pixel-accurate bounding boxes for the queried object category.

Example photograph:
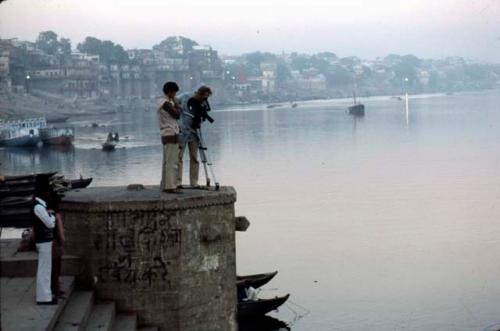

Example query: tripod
[197,128,220,191]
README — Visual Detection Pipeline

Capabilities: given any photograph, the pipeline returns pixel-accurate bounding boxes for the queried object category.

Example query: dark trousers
[51,241,63,294]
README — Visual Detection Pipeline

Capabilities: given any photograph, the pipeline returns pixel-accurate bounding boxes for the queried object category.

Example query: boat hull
[238,294,290,319]
[40,127,74,145]
[0,135,40,147]
[70,177,93,189]
[237,271,278,289]
[348,103,365,116]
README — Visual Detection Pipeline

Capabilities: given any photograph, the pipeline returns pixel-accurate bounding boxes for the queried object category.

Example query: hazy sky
[0,0,499,61]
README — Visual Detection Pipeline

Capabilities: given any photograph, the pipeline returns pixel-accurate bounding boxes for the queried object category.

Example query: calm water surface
[2,91,500,331]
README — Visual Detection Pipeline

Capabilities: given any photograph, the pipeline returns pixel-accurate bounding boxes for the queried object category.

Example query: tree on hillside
[290,54,311,71]
[243,52,277,76]
[58,38,71,55]
[77,37,128,64]
[36,31,59,55]
[153,36,198,56]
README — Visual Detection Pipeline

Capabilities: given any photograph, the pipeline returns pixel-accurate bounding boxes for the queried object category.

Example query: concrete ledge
[61,186,236,212]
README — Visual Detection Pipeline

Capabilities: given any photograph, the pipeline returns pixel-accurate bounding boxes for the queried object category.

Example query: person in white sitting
[33,187,57,305]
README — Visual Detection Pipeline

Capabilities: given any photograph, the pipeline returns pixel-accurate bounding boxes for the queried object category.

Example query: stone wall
[60,186,238,331]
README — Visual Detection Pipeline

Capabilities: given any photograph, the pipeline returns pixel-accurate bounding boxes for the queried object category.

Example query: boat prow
[238,294,290,319]
[237,271,278,289]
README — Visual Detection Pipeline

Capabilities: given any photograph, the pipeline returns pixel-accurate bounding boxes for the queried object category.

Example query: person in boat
[177,85,214,188]
[106,132,119,142]
[33,182,57,305]
[158,81,182,193]
[237,280,259,302]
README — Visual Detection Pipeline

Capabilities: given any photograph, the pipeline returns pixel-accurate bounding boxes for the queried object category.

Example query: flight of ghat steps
[0,239,158,331]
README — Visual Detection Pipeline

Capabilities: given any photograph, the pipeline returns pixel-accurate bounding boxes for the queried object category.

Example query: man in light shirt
[158,81,182,193]
[33,185,57,305]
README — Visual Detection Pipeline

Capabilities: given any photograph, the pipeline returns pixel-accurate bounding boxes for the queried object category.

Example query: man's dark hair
[197,85,212,95]
[163,82,179,95]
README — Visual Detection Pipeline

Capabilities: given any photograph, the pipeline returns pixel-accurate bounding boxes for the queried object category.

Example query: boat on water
[237,271,278,289]
[239,315,290,331]
[102,131,119,151]
[46,115,70,123]
[0,118,46,147]
[40,127,74,145]
[70,177,93,189]
[348,77,365,116]
[238,294,290,319]
[0,118,75,147]
[348,103,365,116]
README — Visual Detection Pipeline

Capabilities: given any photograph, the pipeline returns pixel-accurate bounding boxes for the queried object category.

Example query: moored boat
[238,294,290,319]
[348,103,365,116]
[0,118,46,147]
[102,141,116,151]
[40,127,75,145]
[237,271,278,289]
[70,177,93,189]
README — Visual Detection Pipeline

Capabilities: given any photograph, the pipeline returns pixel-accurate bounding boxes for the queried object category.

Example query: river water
[2,90,500,331]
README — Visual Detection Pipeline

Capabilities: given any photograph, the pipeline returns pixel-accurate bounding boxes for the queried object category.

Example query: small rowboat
[70,177,93,189]
[348,103,365,116]
[102,141,116,151]
[237,271,278,289]
[238,294,290,319]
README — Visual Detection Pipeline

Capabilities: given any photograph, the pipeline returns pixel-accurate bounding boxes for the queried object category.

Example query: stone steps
[53,291,158,331]
[112,313,137,331]
[0,239,81,278]
[0,276,74,331]
[84,302,116,331]
[0,238,159,331]
[54,291,94,331]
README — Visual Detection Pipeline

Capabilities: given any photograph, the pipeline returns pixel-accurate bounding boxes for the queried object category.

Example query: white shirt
[158,97,180,136]
[34,197,56,229]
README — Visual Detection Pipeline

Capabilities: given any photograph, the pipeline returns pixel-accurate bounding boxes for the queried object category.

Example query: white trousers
[36,242,53,302]
[161,143,179,190]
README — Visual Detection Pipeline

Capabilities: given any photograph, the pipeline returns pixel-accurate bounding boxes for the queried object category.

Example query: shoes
[37,298,58,305]
[176,185,184,189]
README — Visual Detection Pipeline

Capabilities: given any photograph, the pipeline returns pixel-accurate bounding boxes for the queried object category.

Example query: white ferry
[0,118,46,147]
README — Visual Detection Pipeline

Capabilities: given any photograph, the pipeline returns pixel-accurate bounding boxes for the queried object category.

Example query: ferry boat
[0,118,46,147]
[39,127,74,145]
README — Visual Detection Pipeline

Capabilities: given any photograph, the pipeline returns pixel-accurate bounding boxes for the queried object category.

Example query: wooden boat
[102,141,116,151]
[348,78,365,116]
[70,177,93,189]
[348,103,365,116]
[40,127,74,145]
[46,115,70,123]
[238,294,290,319]
[102,132,119,151]
[238,315,290,331]
[237,271,278,289]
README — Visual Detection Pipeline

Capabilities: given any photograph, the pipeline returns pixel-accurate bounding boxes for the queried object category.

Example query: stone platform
[60,185,239,331]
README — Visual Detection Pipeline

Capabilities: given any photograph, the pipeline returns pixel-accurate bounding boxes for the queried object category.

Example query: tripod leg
[197,129,219,190]
[197,134,211,187]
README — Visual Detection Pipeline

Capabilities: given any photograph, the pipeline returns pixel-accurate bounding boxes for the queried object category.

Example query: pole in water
[405,92,409,127]
[404,77,409,128]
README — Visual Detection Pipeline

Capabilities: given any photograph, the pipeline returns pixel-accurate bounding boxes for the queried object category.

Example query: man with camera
[177,86,214,188]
